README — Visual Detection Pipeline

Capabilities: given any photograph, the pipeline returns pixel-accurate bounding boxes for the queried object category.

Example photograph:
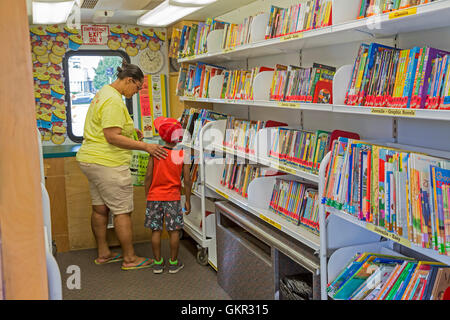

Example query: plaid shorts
[144,200,184,231]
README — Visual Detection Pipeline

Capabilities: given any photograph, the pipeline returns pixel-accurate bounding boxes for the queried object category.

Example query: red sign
[81,25,110,45]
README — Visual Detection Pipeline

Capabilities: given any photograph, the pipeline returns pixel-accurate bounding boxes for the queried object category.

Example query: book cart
[176,0,450,299]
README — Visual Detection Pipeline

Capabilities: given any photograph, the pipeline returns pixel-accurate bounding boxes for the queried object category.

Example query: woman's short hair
[116,60,144,81]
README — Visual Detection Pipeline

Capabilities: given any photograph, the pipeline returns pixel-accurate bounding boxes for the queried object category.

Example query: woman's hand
[145,143,168,160]
[135,128,144,141]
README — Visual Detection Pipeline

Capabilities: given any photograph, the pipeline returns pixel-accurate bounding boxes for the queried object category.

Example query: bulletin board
[30,24,168,145]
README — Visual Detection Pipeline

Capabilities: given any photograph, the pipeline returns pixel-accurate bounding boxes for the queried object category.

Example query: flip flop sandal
[94,253,123,265]
[121,258,155,271]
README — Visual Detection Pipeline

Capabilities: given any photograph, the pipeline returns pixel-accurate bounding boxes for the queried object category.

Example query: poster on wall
[139,74,168,138]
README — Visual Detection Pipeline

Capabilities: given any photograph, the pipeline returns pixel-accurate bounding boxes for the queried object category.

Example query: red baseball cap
[154,116,183,143]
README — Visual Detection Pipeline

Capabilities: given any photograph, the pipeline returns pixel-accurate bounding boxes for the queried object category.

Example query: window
[63,50,133,143]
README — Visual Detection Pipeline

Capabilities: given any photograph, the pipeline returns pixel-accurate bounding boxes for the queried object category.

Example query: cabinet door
[44,158,70,252]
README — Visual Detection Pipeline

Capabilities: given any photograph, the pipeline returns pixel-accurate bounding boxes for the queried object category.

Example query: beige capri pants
[78,162,133,215]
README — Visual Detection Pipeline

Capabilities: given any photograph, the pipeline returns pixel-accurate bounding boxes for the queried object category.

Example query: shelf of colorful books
[333,0,450,37]
[326,241,405,299]
[208,142,320,184]
[179,96,333,112]
[179,96,450,121]
[324,205,450,266]
[177,1,450,64]
[178,25,334,64]
[206,181,321,252]
[332,105,450,120]
[204,158,321,251]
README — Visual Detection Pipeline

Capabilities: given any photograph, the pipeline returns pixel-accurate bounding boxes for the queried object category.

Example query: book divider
[248,12,270,44]
[207,74,225,99]
[252,71,274,101]
[206,29,225,54]
[331,0,361,26]
[332,64,353,105]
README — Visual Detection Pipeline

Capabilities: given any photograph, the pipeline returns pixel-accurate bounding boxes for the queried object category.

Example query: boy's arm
[144,156,154,198]
[183,162,192,214]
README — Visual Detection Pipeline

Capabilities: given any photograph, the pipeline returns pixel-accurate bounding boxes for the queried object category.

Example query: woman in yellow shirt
[77,60,167,270]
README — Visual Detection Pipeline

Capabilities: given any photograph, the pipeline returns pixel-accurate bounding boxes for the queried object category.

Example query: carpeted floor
[56,237,231,300]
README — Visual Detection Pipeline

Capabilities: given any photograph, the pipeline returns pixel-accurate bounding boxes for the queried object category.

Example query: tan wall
[45,157,167,252]
[0,0,49,299]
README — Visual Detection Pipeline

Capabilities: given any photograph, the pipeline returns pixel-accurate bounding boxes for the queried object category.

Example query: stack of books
[323,137,450,256]
[270,63,336,103]
[265,0,332,40]
[357,0,438,19]
[223,117,265,155]
[269,127,331,174]
[269,179,320,233]
[328,252,449,300]
[345,42,450,109]
[180,108,227,146]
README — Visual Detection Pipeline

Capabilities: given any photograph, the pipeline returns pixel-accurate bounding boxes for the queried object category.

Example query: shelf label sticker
[389,7,417,19]
[278,102,300,108]
[215,188,229,199]
[366,224,411,247]
[259,214,282,230]
[223,47,235,53]
[274,163,297,174]
[281,32,303,42]
[370,108,416,117]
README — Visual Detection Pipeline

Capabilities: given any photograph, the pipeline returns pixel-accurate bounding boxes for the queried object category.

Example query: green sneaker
[168,259,184,274]
[153,258,164,274]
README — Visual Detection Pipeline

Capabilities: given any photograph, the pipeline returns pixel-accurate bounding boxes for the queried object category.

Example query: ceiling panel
[28,0,259,25]
[183,0,259,22]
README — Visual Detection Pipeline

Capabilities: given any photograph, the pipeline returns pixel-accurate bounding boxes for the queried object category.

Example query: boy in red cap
[144,116,192,274]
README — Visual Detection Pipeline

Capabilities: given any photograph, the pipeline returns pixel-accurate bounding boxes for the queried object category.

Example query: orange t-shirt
[147,147,185,201]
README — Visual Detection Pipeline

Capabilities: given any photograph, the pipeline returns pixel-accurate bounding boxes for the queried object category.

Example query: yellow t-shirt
[76,85,135,167]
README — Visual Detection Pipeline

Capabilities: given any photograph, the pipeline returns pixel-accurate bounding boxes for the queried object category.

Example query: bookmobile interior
[2,0,450,302]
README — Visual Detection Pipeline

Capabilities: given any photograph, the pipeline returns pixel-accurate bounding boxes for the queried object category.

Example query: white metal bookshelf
[178,0,450,64]
[182,119,321,255]
[176,0,450,300]
[179,96,450,121]
[317,151,450,300]
[207,142,320,183]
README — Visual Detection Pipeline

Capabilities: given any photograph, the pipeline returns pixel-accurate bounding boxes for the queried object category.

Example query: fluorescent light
[32,1,75,24]
[171,0,217,5]
[137,0,202,27]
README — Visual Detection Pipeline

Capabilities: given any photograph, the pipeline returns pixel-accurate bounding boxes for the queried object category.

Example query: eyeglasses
[132,79,143,91]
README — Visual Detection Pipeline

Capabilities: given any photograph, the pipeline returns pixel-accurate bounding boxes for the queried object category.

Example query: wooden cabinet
[44,158,70,252]
[44,156,166,252]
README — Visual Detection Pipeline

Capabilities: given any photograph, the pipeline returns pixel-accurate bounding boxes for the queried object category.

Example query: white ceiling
[27,0,259,25]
